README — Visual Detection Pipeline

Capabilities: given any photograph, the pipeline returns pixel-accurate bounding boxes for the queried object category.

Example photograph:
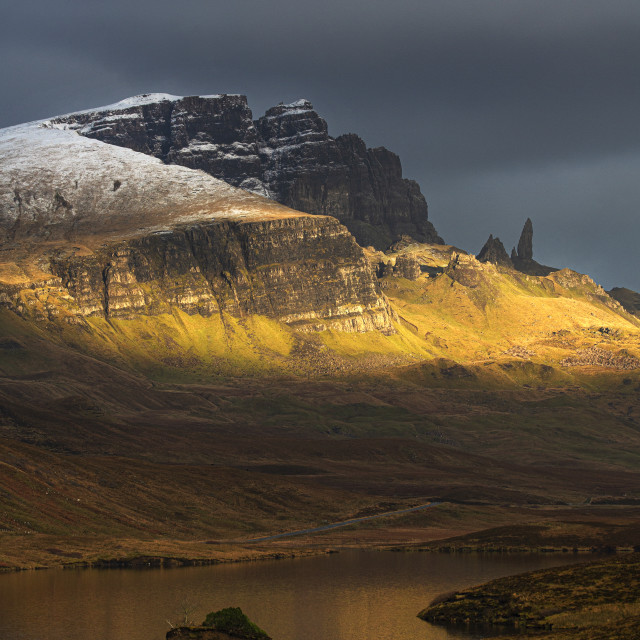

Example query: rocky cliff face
[52,94,442,249]
[42,217,395,333]
[0,116,395,335]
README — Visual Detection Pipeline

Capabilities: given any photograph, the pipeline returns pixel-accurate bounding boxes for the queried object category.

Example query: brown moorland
[3,287,640,568]
[419,553,640,639]
[3,122,640,568]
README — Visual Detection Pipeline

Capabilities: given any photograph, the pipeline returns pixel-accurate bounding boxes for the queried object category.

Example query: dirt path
[229,501,442,543]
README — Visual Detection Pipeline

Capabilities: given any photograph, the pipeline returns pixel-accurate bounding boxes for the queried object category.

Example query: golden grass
[420,553,640,639]
[5,240,640,389]
[60,310,298,381]
[548,602,640,629]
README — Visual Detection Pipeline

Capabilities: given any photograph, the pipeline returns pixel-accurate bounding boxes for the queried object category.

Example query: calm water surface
[0,551,594,640]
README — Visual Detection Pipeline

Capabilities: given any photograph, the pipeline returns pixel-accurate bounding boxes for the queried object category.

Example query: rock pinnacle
[517,218,533,261]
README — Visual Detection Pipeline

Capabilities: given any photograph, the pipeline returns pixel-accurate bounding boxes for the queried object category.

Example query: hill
[2,99,640,568]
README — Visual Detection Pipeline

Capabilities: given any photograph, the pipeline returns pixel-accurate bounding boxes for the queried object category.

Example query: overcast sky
[3,0,640,290]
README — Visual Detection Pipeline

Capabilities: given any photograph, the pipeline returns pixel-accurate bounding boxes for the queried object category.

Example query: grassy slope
[11,247,639,384]
[4,255,640,566]
[419,553,640,639]
[384,259,640,367]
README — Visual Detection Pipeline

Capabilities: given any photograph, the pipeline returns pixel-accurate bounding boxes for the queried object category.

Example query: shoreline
[3,502,639,573]
[420,553,640,639]
[1,537,633,574]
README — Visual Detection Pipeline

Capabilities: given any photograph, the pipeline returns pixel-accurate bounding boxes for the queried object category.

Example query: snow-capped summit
[0,113,300,250]
[11,92,441,250]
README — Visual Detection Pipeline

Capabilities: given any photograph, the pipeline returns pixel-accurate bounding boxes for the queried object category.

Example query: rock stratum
[0,118,394,334]
[50,93,442,249]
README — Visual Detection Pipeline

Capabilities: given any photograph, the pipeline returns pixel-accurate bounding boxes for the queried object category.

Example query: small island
[167,607,272,640]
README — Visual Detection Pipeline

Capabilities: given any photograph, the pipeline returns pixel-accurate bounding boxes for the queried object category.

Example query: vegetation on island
[167,607,271,640]
[202,607,270,639]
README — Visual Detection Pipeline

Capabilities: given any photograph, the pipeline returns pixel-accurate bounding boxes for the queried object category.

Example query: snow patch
[38,93,245,126]
[284,99,313,109]
[0,120,291,241]
[108,93,183,108]
[261,140,326,156]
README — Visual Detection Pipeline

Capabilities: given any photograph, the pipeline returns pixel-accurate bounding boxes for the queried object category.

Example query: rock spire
[517,218,534,261]
[477,235,512,266]
[476,219,556,276]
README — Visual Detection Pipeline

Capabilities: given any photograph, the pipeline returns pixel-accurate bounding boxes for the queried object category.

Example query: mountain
[2,99,640,570]
[0,117,394,337]
[50,93,442,249]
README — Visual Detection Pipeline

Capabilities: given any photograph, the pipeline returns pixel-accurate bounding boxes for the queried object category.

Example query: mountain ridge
[0,118,395,335]
[50,93,442,249]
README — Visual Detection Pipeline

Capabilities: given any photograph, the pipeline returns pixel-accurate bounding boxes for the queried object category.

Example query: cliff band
[0,115,394,333]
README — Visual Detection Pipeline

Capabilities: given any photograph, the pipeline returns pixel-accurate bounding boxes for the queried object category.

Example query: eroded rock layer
[4,217,395,334]
[53,94,442,249]
[0,118,395,335]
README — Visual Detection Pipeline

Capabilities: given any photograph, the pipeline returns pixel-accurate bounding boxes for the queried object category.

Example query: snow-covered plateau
[0,117,301,248]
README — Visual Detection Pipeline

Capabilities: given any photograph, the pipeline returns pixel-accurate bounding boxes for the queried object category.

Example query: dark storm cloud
[3,0,640,288]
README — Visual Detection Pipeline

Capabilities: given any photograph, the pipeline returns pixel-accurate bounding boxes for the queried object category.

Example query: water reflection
[0,551,592,640]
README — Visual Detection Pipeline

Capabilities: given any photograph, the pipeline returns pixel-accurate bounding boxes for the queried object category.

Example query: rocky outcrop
[516,218,533,261]
[476,235,512,266]
[510,219,556,276]
[0,116,395,335]
[166,606,271,640]
[443,252,503,293]
[52,94,442,249]
[467,218,554,276]
[386,255,420,280]
[560,346,640,369]
[608,287,640,316]
[475,220,552,273]
[7,217,395,334]
[545,269,629,315]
